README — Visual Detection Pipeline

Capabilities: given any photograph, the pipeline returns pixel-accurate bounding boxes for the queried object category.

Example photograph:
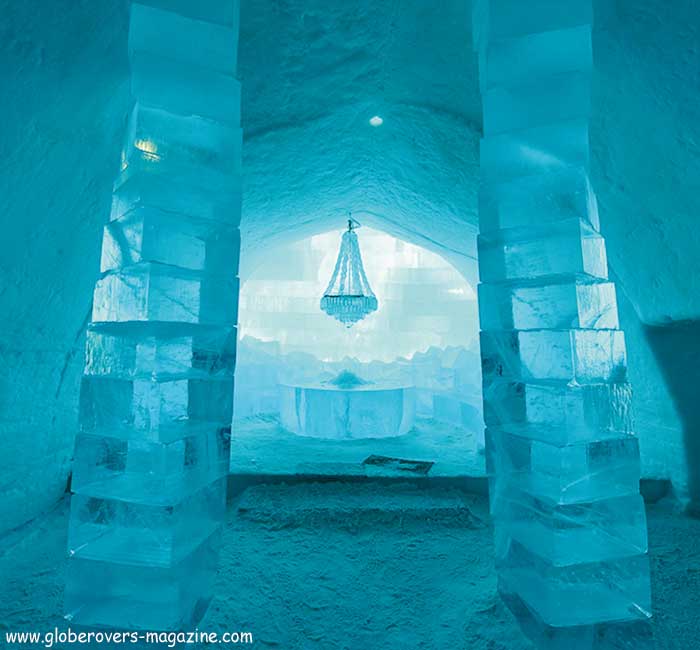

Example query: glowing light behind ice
[238,227,478,363]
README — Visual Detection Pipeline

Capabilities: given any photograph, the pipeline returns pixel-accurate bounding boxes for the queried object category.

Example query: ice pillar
[64,1,241,630]
[472,0,652,644]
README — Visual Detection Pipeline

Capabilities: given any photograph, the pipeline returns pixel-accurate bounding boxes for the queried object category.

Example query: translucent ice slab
[493,491,648,565]
[102,207,241,276]
[80,375,234,443]
[279,383,416,439]
[432,392,483,432]
[485,428,640,504]
[131,51,241,125]
[71,427,230,501]
[481,329,627,384]
[119,103,242,195]
[478,218,608,284]
[65,530,221,630]
[131,0,238,27]
[478,279,619,331]
[480,119,589,183]
[92,263,239,326]
[479,165,599,234]
[498,540,651,628]
[472,0,592,51]
[483,381,633,445]
[500,591,655,650]
[130,3,239,76]
[479,25,591,91]
[68,478,225,566]
[483,72,590,136]
[85,323,237,379]
[112,170,241,230]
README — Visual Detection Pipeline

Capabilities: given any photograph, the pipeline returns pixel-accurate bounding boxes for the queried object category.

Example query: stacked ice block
[65,1,241,630]
[472,0,651,644]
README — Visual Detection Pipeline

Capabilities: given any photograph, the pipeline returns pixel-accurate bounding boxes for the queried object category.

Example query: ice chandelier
[320,219,378,327]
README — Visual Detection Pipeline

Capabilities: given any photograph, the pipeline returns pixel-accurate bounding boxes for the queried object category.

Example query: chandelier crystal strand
[321,220,378,327]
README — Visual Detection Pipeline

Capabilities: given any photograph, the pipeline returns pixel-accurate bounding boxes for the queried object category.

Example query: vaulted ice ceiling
[238,0,700,323]
[238,0,481,276]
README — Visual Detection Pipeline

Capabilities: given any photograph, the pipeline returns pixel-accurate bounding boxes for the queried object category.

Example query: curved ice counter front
[279,375,416,440]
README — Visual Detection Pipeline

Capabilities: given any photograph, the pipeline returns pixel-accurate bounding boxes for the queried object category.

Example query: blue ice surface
[473,0,651,636]
[65,2,242,630]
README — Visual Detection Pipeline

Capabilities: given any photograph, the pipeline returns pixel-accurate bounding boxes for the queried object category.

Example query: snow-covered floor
[230,415,486,477]
[1,482,698,649]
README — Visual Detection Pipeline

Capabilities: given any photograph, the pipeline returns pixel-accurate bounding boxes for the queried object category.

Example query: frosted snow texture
[473,0,651,641]
[65,0,241,631]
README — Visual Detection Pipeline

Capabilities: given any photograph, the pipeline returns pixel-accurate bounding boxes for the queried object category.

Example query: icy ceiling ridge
[236,0,700,325]
[240,101,480,278]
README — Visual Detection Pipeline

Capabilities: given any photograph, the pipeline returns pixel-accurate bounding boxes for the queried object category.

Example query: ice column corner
[64,0,242,630]
[472,0,652,644]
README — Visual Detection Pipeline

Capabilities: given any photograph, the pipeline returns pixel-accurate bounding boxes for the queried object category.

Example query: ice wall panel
[279,384,416,439]
[485,428,640,504]
[480,120,589,183]
[473,0,593,51]
[130,53,241,125]
[66,0,241,629]
[483,73,591,136]
[84,324,237,379]
[119,103,243,191]
[112,173,242,227]
[79,375,234,443]
[130,3,239,75]
[478,280,619,331]
[478,219,608,284]
[102,208,241,275]
[68,478,226,566]
[479,26,592,91]
[481,329,627,384]
[493,491,648,566]
[72,427,230,502]
[132,0,239,27]
[65,531,221,630]
[478,165,599,234]
[92,265,239,326]
[474,1,650,635]
[483,381,633,444]
[498,541,651,627]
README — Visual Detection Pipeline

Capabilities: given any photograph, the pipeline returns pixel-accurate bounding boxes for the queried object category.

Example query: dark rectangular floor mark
[363,455,434,476]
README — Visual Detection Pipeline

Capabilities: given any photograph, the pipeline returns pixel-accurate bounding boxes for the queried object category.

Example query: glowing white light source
[369,115,383,127]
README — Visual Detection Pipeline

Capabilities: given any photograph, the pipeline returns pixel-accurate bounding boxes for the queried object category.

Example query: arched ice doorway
[232,224,485,477]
